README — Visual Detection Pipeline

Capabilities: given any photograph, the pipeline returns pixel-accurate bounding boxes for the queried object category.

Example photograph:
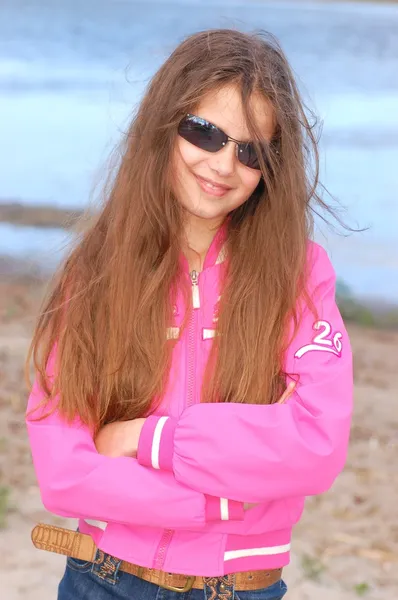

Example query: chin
[185,201,229,222]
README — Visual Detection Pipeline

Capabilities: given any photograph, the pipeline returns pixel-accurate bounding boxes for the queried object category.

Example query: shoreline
[0,201,84,230]
[2,254,397,331]
[1,201,397,330]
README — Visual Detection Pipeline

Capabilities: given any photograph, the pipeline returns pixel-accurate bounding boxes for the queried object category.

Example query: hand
[244,382,297,511]
[244,503,257,510]
[276,381,297,404]
[95,418,146,458]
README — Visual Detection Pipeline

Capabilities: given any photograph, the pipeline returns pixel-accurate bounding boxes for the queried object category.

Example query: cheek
[176,138,206,170]
[239,168,262,196]
[171,140,203,200]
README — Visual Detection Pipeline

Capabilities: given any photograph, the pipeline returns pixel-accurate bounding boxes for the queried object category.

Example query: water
[1,0,398,301]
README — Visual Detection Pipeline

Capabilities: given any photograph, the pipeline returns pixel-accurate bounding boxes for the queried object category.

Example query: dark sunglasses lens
[178,117,225,152]
[240,143,273,170]
[238,143,260,169]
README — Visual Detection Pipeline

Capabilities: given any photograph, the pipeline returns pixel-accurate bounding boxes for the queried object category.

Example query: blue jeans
[58,551,288,600]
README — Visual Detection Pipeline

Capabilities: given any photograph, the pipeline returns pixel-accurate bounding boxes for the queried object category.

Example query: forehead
[193,84,274,142]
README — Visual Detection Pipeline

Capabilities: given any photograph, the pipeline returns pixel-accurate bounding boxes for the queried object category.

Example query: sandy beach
[1,0,398,596]
[0,273,397,600]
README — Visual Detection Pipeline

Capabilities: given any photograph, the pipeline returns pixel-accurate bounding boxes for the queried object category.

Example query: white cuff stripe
[220,498,229,521]
[151,416,169,469]
[224,543,291,561]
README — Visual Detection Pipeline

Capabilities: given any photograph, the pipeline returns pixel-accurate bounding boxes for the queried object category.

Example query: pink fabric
[222,530,291,575]
[136,415,160,468]
[157,417,176,471]
[140,242,353,503]
[138,417,244,521]
[137,416,175,472]
[26,237,353,576]
[204,497,245,521]
[228,500,245,520]
[205,496,223,521]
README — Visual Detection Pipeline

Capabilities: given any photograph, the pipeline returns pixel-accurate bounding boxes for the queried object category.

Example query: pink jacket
[26,225,353,577]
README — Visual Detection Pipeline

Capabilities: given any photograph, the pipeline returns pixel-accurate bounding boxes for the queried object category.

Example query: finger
[276,389,289,404]
[277,381,296,404]
[283,381,296,400]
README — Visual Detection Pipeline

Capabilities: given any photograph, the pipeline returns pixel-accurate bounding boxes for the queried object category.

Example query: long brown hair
[27,29,330,429]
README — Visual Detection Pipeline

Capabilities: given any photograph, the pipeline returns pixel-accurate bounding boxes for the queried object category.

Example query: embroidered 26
[294,320,342,359]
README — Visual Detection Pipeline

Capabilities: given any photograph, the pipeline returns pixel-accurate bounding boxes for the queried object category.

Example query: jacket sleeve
[26,358,244,529]
[137,243,354,503]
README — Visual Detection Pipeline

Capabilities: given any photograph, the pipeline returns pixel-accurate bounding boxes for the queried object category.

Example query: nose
[207,141,237,177]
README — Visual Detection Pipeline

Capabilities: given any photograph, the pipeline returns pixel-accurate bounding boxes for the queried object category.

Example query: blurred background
[0,1,397,599]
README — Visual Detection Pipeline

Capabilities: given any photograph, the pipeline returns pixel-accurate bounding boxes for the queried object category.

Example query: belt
[31,524,282,593]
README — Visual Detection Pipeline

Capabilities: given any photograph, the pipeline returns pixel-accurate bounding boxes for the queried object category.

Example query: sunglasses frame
[178,113,279,171]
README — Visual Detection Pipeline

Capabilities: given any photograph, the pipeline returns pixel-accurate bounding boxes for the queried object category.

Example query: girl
[26,29,353,600]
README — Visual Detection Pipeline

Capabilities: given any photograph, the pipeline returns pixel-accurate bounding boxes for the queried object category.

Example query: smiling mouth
[194,174,233,197]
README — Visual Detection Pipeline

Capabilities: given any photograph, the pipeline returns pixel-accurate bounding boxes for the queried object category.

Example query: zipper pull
[190,270,200,309]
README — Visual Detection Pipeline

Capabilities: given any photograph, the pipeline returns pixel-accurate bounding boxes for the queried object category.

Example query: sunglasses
[178,113,277,170]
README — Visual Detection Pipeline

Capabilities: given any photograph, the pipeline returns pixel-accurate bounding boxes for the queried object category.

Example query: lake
[1,0,397,301]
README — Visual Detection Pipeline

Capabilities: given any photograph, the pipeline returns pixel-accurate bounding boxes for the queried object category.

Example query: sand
[0,275,397,599]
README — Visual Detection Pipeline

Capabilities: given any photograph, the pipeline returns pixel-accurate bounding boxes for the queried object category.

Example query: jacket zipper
[153,528,174,570]
[187,270,200,407]
[190,269,200,309]
[152,270,200,570]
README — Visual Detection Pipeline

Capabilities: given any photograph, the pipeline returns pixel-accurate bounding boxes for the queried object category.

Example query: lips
[194,174,233,197]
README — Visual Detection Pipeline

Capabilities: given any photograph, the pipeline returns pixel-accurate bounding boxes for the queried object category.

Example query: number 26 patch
[294,320,343,359]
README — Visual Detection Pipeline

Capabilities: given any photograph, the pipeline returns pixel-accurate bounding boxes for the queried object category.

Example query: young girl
[26,29,353,600]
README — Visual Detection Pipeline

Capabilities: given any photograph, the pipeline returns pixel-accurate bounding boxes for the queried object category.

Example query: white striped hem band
[83,521,290,562]
[224,543,291,561]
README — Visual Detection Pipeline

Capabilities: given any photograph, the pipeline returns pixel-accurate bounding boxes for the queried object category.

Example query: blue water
[1,0,398,301]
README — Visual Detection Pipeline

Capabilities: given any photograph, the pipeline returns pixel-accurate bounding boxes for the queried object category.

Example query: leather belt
[31,523,282,592]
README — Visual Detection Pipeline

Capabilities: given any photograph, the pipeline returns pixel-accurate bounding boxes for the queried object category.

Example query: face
[172,83,275,228]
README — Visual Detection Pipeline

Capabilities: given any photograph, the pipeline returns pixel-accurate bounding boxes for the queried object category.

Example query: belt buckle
[163,576,196,593]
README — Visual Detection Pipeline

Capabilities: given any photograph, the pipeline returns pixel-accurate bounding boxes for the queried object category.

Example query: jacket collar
[180,218,229,273]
